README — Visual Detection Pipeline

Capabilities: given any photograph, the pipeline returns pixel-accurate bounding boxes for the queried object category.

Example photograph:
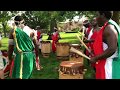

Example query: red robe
[35,31,41,70]
[52,32,59,52]
[93,22,108,79]
[88,30,99,67]
[35,46,41,70]
[37,31,41,41]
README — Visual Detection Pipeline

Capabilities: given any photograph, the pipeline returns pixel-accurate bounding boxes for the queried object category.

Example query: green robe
[12,27,35,79]
[108,19,120,79]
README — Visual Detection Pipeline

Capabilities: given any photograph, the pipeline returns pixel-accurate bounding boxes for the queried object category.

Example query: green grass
[31,53,60,79]
[1,32,95,79]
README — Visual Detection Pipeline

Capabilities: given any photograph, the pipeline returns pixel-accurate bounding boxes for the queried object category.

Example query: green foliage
[77,11,96,20]
[0,11,19,37]
[21,11,50,29]
[21,11,80,30]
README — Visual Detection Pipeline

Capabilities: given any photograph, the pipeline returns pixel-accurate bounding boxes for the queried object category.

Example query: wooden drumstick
[76,35,91,53]
[70,47,90,60]
[70,47,98,64]
[78,32,84,41]
[83,36,88,40]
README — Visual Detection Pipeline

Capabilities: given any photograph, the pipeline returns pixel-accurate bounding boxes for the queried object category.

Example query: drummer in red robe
[82,19,92,59]
[83,19,92,39]
[35,26,42,70]
[52,27,59,53]
[84,18,101,68]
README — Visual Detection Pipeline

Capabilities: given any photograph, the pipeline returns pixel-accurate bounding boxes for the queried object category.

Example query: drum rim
[60,61,83,67]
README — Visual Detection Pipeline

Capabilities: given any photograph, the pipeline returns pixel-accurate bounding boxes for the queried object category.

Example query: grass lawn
[0,32,95,79]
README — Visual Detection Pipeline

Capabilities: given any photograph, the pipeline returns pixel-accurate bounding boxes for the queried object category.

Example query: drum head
[60,61,82,68]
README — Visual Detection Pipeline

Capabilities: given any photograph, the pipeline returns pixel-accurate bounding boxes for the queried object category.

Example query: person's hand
[83,39,88,43]
[89,50,94,57]
[89,57,97,63]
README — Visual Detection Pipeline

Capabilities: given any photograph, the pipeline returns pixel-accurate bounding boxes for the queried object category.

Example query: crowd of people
[0,11,120,79]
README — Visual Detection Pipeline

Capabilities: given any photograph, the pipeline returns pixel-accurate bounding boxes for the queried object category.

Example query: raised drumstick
[78,31,85,41]
[76,35,91,53]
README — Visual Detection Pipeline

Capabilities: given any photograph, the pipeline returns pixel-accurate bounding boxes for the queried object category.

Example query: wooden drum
[70,44,84,64]
[56,43,70,60]
[41,41,51,58]
[59,61,84,79]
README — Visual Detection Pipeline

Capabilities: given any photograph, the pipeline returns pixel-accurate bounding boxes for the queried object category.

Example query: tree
[79,11,120,25]
[21,11,50,29]
[0,11,19,37]
[47,11,77,39]
[0,11,12,37]
[21,11,78,39]
[21,11,97,39]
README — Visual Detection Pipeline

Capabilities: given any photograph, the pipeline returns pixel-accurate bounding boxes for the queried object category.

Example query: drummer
[52,27,59,53]
[84,17,101,57]
[0,50,4,79]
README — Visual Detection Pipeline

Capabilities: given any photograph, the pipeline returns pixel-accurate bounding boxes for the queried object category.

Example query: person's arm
[8,29,14,64]
[90,25,118,63]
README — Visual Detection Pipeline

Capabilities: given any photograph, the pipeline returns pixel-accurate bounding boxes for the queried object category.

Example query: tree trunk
[112,11,119,25]
[2,22,7,37]
[50,18,57,33]
[48,18,57,40]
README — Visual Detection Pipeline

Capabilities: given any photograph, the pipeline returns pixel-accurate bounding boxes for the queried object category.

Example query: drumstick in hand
[78,31,85,41]
[70,47,90,60]
[76,35,91,53]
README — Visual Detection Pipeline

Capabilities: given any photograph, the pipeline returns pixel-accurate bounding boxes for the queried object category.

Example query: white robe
[103,42,118,79]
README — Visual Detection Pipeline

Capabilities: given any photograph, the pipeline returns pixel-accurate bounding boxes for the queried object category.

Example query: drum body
[41,41,51,58]
[56,43,70,60]
[59,61,84,79]
[70,44,84,64]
